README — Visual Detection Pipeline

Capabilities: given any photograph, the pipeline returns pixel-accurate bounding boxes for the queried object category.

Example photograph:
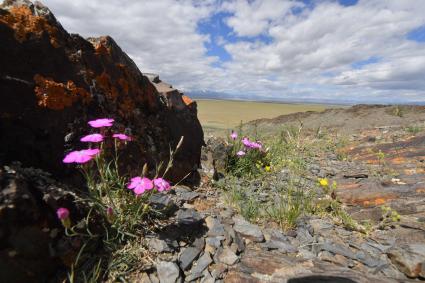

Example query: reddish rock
[0,0,204,184]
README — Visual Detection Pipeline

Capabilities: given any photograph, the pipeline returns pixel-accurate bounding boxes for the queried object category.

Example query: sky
[41,0,425,104]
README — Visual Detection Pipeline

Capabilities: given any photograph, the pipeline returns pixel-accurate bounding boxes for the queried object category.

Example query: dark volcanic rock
[0,163,90,283]
[0,0,204,185]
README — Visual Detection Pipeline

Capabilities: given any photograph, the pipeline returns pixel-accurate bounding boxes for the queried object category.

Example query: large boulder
[0,0,204,184]
[0,162,91,283]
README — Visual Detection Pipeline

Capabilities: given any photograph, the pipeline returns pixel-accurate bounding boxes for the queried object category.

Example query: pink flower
[127,177,154,195]
[153,178,171,192]
[88,118,114,128]
[80,133,104,143]
[56,207,70,220]
[230,131,238,140]
[249,141,262,149]
[236,150,246,156]
[57,207,71,228]
[82,148,101,156]
[63,149,100,164]
[112,133,132,141]
[241,137,262,150]
[242,137,251,147]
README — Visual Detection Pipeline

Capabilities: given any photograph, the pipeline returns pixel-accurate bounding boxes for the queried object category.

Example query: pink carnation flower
[56,207,69,220]
[112,133,132,141]
[63,149,100,164]
[88,118,114,128]
[250,141,262,149]
[241,137,262,150]
[80,133,104,143]
[230,131,238,140]
[127,177,154,195]
[236,150,246,156]
[242,137,251,147]
[153,178,171,192]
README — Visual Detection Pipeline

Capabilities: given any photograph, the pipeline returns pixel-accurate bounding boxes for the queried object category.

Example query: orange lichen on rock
[94,43,109,56]
[360,196,394,207]
[362,198,387,206]
[118,78,129,95]
[182,95,193,106]
[34,74,91,110]
[0,6,61,47]
[95,72,119,100]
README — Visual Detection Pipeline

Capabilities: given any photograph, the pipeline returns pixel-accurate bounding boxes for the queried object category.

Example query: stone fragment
[232,217,264,242]
[321,241,383,268]
[190,252,213,276]
[296,227,314,245]
[179,246,202,271]
[174,186,200,203]
[309,218,334,235]
[200,269,215,283]
[234,232,245,253]
[146,238,173,253]
[205,216,225,236]
[149,194,176,212]
[205,236,224,254]
[178,237,204,271]
[176,209,203,225]
[219,207,234,219]
[210,263,228,279]
[216,247,239,265]
[156,261,181,283]
[261,239,298,253]
[387,244,425,278]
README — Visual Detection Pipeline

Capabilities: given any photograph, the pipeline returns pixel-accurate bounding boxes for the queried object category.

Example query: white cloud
[38,0,425,103]
[221,0,300,37]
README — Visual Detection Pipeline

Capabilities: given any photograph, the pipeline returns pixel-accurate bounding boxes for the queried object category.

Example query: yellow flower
[265,166,271,172]
[319,178,328,187]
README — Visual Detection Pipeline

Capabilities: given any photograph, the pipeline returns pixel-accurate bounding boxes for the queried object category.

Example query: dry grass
[196,99,330,133]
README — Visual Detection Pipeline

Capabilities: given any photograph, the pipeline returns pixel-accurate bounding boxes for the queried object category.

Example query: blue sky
[43,0,425,104]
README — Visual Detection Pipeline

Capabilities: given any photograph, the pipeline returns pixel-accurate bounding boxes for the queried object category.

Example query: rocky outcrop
[0,0,204,184]
[0,162,92,283]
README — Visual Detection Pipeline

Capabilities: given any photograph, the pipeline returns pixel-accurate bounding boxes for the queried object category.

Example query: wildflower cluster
[58,117,172,236]
[56,117,180,280]
[63,118,131,164]
[226,130,270,177]
[127,176,171,195]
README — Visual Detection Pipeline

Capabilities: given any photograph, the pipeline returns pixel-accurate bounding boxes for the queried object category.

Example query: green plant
[266,124,312,175]
[226,128,269,177]
[266,181,313,230]
[378,205,401,229]
[406,125,423,135]
[241,197,261,222]
[59,118,184,282]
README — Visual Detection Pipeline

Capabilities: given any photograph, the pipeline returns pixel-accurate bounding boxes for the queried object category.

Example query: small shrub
[266,180,314,230]
[226,130,270,177]
[378,205,401,229]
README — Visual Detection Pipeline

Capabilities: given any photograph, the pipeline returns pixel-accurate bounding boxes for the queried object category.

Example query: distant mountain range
[187,90,425,106]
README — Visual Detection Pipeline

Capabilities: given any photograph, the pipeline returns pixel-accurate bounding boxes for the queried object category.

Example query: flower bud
[56,207,71,229]
[106,207,115,223]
